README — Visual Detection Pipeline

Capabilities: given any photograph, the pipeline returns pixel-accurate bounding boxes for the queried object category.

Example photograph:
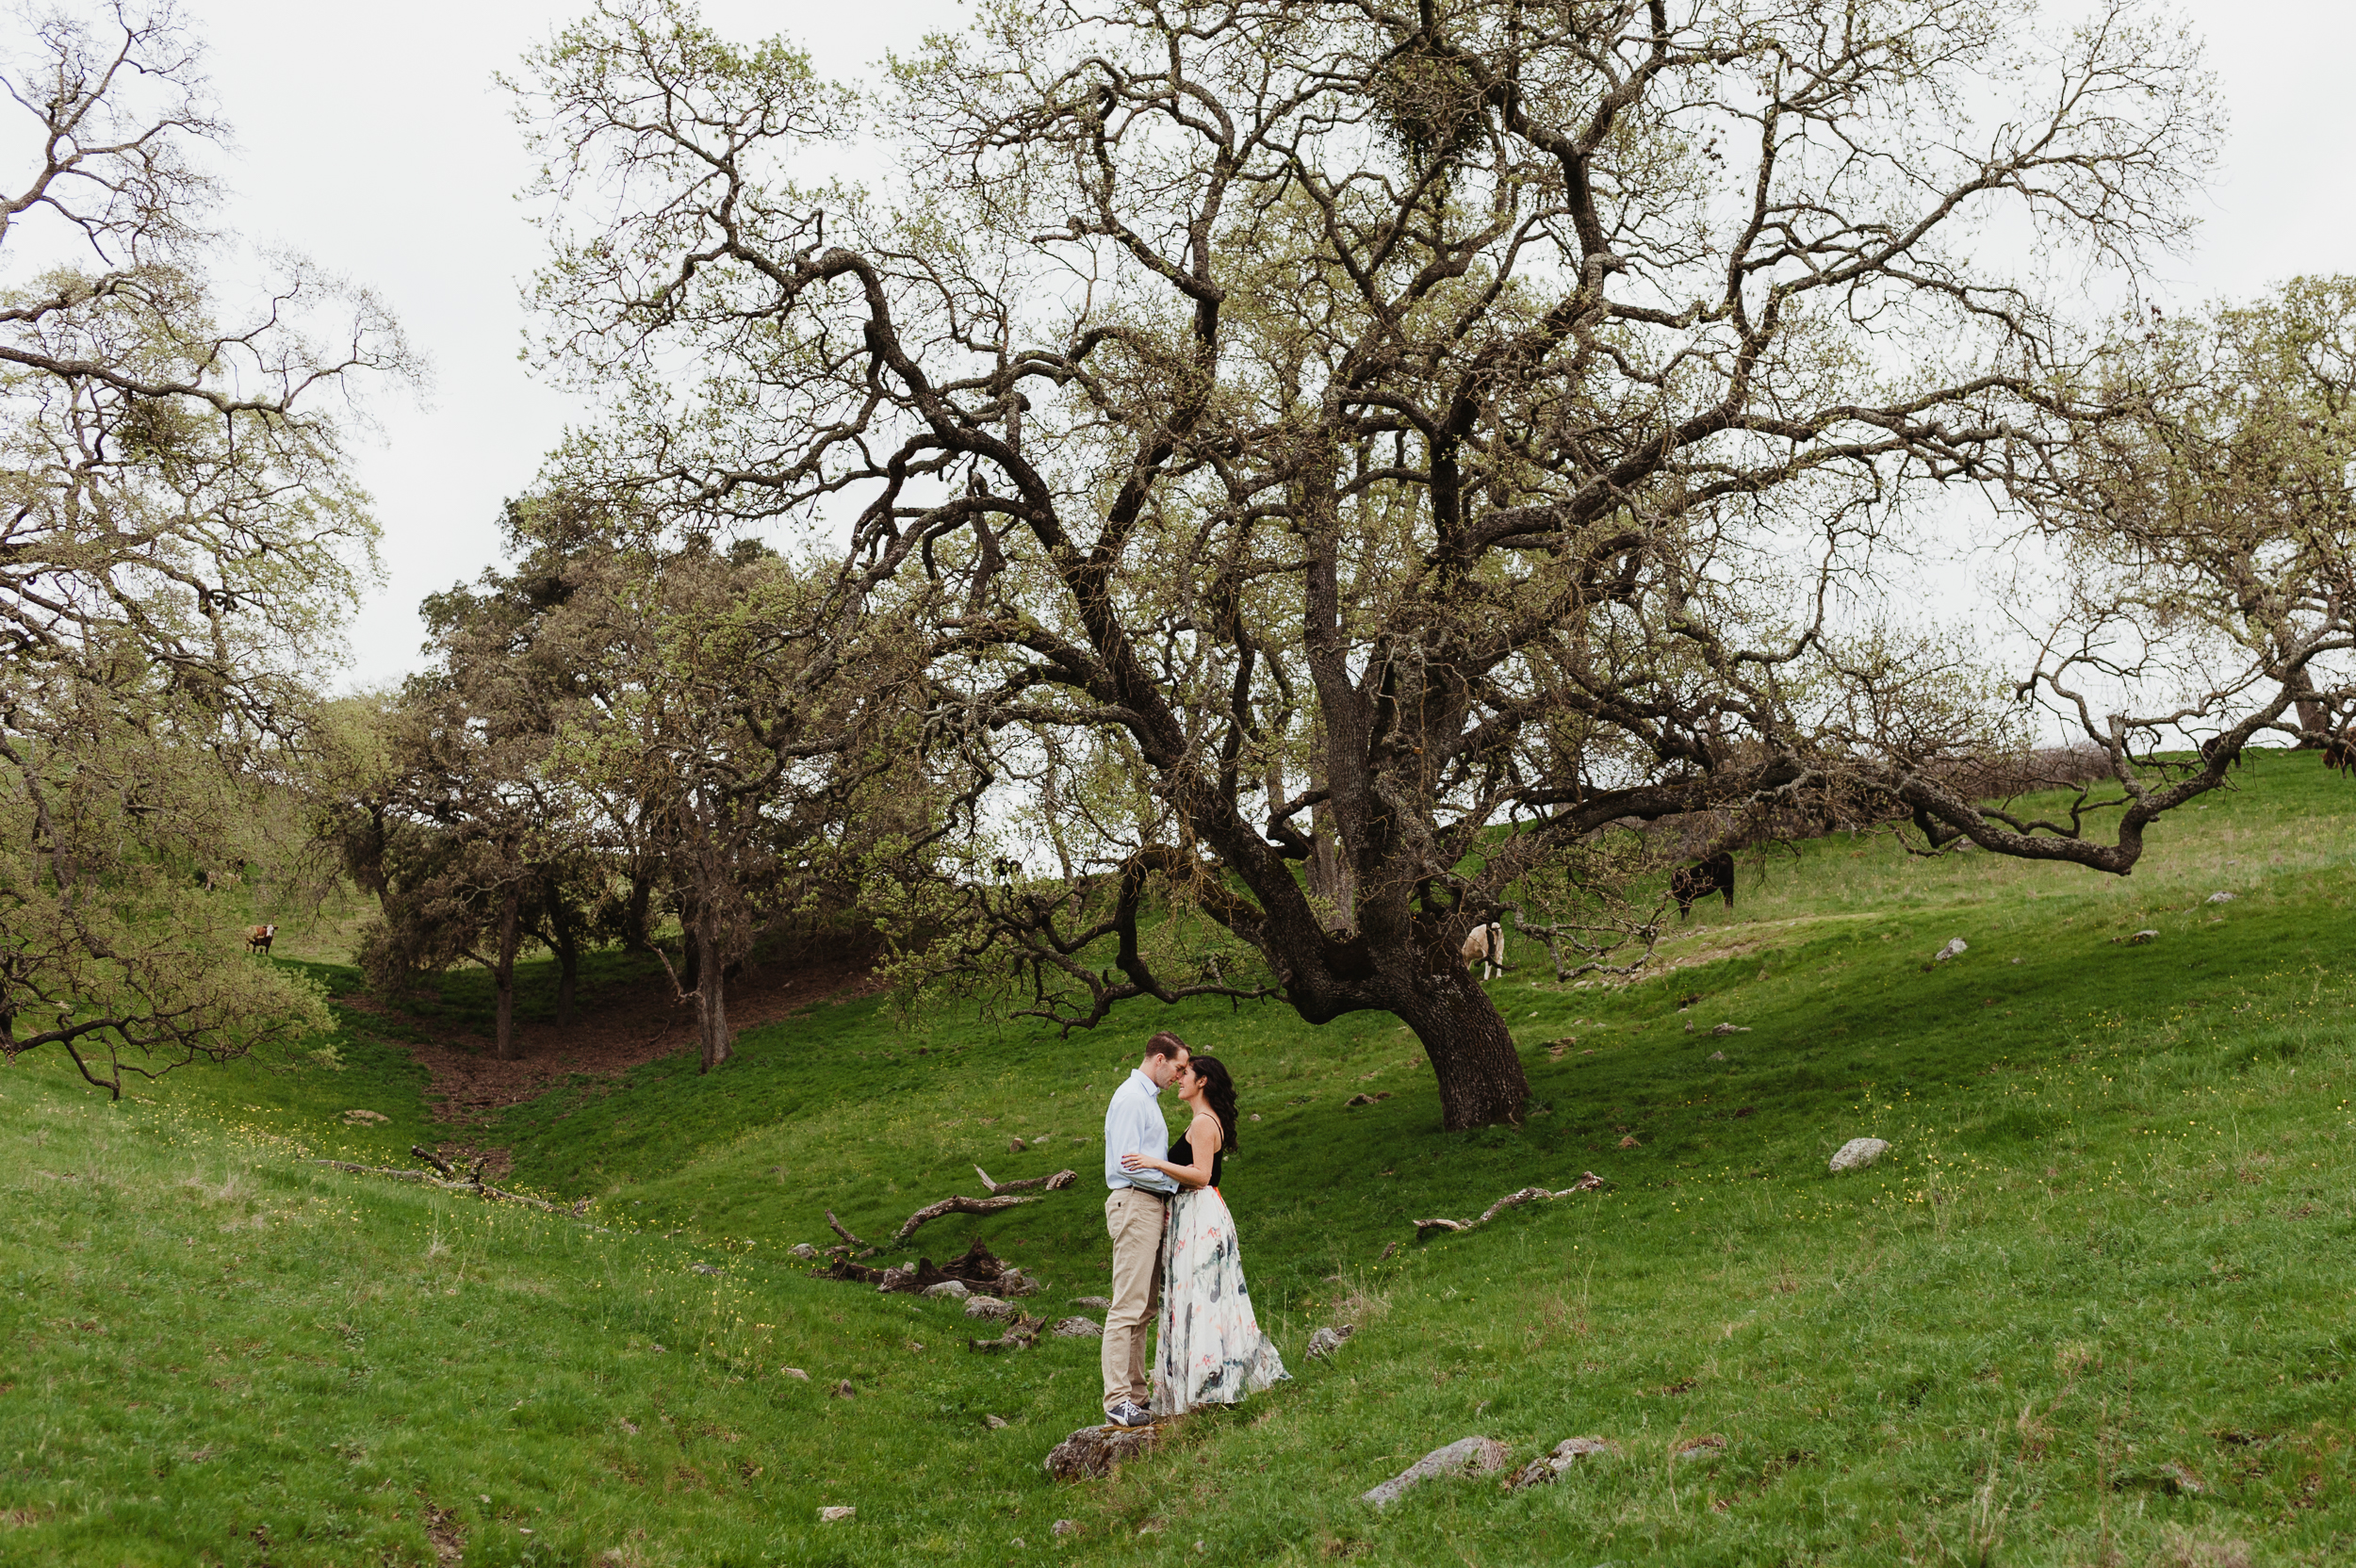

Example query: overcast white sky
[170,0,2356,689]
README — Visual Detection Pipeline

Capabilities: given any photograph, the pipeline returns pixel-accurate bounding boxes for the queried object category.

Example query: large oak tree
[0,4,409,1094]
[517,0,2238,1127]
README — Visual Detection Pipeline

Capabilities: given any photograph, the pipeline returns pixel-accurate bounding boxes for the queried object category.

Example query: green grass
[5,752,2353,1564]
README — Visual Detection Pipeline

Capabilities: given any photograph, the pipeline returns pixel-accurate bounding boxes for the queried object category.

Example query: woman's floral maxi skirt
[1151,1185,1289,1415]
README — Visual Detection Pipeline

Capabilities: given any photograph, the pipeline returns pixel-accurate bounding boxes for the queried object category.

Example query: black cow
[2199,734,2245,772]
[2326,734,2356,778]
[1669,852,1735,920]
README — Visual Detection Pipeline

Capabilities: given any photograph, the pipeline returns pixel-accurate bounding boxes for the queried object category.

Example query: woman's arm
[1169,1115,1221,1189]
[1119,1115,1220,1188]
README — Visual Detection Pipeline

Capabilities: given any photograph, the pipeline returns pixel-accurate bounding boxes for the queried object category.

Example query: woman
[1120,1053,1289,1416]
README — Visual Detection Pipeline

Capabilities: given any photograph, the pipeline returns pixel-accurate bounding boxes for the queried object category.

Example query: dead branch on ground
[309,1158,589,1217]
[973,1165,1078,1195]
[1412,1175,1608,1236]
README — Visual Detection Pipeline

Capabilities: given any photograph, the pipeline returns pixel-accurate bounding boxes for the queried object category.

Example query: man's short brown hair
[1143,1031,1189,1061]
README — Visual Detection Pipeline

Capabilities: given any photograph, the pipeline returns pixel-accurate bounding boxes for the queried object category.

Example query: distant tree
[0,4,409,1095]
[539,526,927,1072]
[517,0,2219,1127]
[353,664,586,1062]
[1986,278,2356,796]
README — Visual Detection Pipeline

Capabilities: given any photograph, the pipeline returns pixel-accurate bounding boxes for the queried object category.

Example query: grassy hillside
[4,753,2352,1565]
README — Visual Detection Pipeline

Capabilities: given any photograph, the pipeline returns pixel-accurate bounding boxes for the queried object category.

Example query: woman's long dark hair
[1186,1054,1240,1155]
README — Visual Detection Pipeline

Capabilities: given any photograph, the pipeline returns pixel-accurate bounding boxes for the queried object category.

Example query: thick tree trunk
[546,894,580,1027]
[622,869,654,949]
[492,888,522,1062]
[1309,804,1356,931]
[1385,964,1529,1130]
[2291,665,2330,748]
[695,910,732,1073]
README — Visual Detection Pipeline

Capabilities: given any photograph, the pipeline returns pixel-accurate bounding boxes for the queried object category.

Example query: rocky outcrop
[1044,1422,1160,1480]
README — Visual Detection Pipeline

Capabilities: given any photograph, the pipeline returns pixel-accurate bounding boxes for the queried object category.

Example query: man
[1100,1030,1186,1427]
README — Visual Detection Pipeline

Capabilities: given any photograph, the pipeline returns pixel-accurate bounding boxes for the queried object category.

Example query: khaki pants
[1101,1187,1167,1412]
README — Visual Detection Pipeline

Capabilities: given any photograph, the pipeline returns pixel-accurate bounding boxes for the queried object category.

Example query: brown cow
[2326,734,2356,778]
[1669,853,1735,920]
[245,923,276,955]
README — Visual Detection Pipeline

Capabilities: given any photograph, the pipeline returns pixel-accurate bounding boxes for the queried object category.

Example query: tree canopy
[0,4,410,1094]
[513,0,2244,1127]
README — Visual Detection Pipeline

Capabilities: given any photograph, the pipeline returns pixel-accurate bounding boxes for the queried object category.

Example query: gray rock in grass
[1360,1436,1510,1508]
[2207,890,2236,904]
[1306,1324,1356,1361]
[1052,1316,1104,1339]
[965,1296,1017,1321]
[1071,1296,1113,1311]
[922,1279,972,1300]
[1933,938,1968,963]
[1828,1137,1890,1174]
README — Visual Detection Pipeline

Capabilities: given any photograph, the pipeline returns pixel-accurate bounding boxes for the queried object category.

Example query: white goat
[1460,922,1504,980]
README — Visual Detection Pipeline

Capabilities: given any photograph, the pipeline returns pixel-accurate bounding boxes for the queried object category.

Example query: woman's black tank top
[1169,1128,1223,1188]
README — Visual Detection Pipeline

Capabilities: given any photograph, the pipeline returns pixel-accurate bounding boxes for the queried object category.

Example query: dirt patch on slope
[350,944,886,1123]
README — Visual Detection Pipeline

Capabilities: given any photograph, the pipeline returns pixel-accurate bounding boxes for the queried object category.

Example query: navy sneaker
[1105,1398,1153,1429]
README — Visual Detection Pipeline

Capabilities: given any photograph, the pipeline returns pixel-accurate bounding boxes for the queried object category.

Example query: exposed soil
[348,942,886,1124]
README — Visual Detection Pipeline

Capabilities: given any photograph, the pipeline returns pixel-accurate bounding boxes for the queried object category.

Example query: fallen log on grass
[307,1159,589,1217]
[1412,1173,1608,1237]
[968,1313,1045,1353]
[876,1168,1077,1245]
[810,1238,1027,1298]
[894,1192,1038,1242]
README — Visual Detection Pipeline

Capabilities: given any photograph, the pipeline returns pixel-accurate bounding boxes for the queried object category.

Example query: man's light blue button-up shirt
[1104,1068,1178,1194]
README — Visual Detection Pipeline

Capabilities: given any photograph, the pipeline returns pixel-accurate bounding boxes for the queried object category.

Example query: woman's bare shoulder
[1191,1109,1223,1151]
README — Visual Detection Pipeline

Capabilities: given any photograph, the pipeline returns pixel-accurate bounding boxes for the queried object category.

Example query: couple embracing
[1099,1031,1289,1428]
